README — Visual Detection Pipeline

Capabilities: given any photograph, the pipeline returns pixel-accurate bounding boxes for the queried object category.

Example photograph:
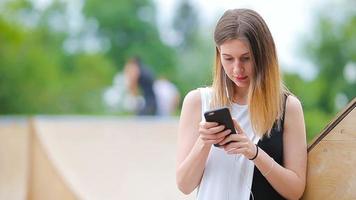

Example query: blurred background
[0,0,355,199]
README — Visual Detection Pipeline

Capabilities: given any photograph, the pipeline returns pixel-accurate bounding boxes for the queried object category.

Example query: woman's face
[219,39,254,89]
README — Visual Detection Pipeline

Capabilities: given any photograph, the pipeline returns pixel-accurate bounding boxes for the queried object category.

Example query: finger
[198,126,210,135]
[200,121,219,129]
[201,136,228,145]
[199,124,226,136]
[215,131,232,145]
[216,136,227,145]
[199,124,223,134]
[218,132,249,146]
[214,129,232,139]
[206,125,226,135]
[201,129,231,140]
[218,133,236,146]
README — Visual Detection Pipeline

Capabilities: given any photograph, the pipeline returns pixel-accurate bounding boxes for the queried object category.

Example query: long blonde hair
[211,9,288,136]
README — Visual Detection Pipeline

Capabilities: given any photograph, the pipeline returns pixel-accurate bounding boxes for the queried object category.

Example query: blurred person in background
[176,9,307,200]
[124,56,157,115]
[153,76,180,116]
[103,72,144,114]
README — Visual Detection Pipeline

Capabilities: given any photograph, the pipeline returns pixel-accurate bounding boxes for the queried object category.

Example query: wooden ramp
[0,118,29,200]
[27,117,195,200]
[303,98,356,199]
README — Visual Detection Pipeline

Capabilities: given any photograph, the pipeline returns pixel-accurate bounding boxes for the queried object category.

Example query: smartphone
[204,107,236,147]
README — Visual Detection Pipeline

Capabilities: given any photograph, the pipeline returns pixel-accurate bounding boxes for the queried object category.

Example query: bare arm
[176,89,230,194]
[253,96,307,199]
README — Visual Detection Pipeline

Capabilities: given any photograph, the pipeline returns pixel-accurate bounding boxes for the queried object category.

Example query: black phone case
[204,107,236,147]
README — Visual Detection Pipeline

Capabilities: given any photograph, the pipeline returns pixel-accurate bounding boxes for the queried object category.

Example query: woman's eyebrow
[221,52,250,56]
[221,53,232,56]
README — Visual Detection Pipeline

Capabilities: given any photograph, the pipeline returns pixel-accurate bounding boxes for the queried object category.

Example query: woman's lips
[235,76,248,81]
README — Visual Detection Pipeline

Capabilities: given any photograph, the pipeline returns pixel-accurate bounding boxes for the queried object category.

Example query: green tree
[173,0,200,50]
[172,0,214,97]
[283,73,333,141]
[303,1,356,112]
[286,0,356,140]
[83,0,177,76]
[0,0,115,114]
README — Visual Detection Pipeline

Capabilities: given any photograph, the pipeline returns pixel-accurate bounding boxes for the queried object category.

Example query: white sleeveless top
[197,87,260,200]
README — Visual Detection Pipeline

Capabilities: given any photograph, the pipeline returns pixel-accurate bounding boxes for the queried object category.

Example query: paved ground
[0,116,196,200]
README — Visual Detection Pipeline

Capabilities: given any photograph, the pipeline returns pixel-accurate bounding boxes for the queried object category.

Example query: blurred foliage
[173,0,200,50]
[82,0,177,77]
[172,0,214,97]
[285,0,356,141]
[0,0,115,114]
[283,73,334,141]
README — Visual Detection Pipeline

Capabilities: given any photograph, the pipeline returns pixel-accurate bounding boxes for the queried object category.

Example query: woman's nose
[233,61,244,74]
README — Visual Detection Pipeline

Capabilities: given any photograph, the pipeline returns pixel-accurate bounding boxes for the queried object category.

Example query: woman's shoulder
[285,95,303,113]
[179,89,202,122]
[182,87,212,111]
[284,95,304,132]
[182,89,202,108]
[183,86,211,101]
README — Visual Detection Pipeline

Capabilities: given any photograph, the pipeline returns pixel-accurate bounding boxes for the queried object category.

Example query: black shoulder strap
[281,94,289,131]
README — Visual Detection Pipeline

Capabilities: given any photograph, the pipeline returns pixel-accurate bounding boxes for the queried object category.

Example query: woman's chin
[233,81,250,88]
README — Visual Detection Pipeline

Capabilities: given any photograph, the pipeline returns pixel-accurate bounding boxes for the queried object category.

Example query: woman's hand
[218,119,257,159]
[198,121,231,146]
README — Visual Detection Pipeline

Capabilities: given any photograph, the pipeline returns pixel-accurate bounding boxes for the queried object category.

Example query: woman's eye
[241,57,250,61]
[224,57,233,61]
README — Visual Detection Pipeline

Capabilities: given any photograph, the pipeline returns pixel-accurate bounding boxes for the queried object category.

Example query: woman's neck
[232,87,249,105]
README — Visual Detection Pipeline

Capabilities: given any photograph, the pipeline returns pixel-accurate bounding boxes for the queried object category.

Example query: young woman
[176,9,307,200]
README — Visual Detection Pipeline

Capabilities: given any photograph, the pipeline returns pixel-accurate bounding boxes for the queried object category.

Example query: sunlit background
[0,0,355,199]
